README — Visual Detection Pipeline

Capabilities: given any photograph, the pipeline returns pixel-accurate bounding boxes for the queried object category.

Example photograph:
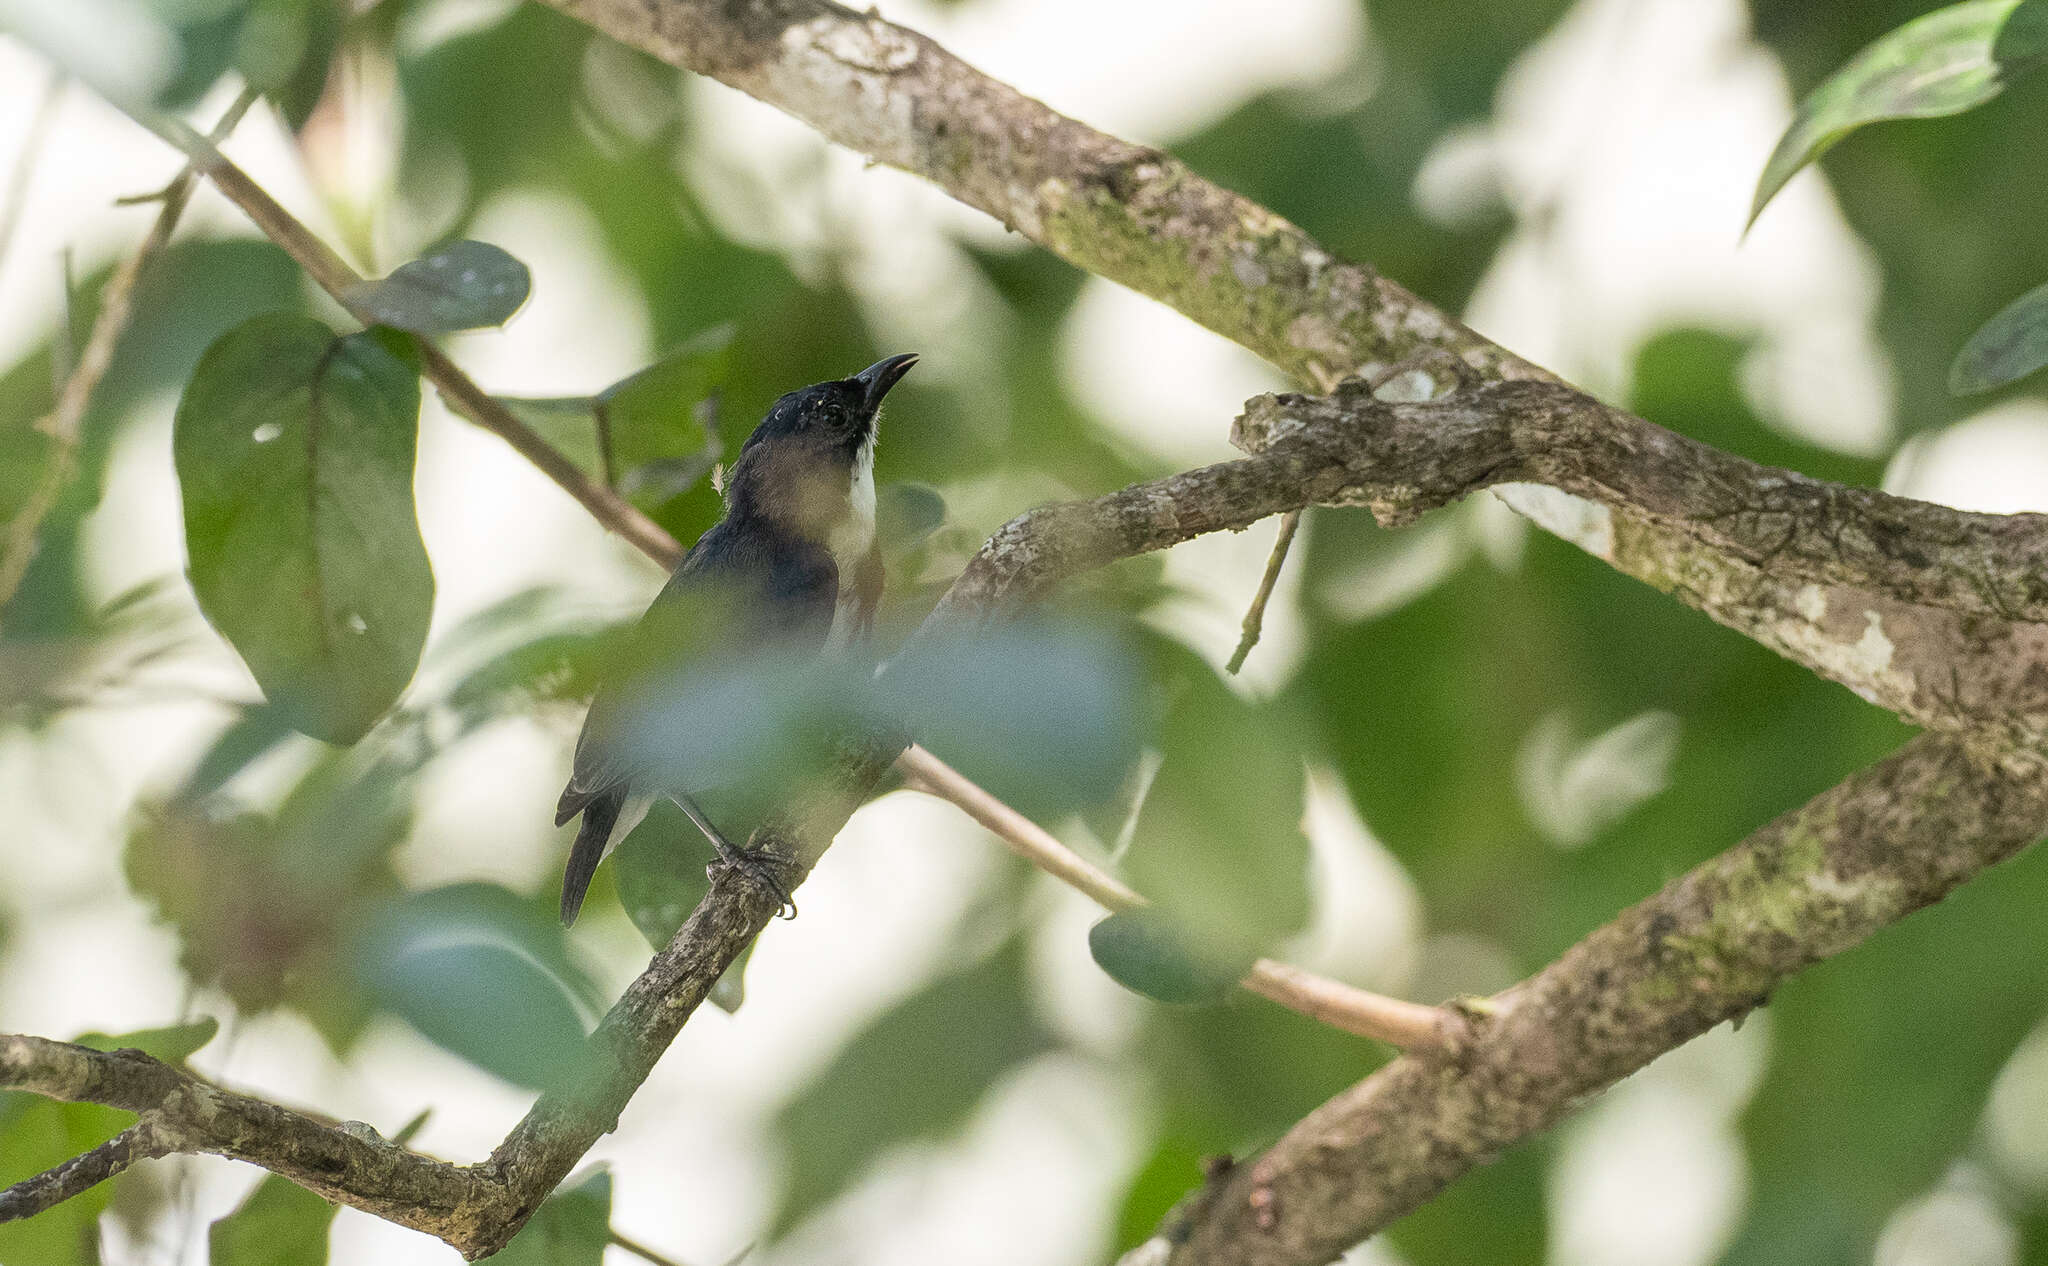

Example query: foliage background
[2,0,2047,1263]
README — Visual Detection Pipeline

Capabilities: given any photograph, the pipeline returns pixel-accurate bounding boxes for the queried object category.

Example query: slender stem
[894,743,1451,1051]
[609,1228,699,1266]
[125,107,687,569]
[1225,509,1301,674]
[0,88,259,610]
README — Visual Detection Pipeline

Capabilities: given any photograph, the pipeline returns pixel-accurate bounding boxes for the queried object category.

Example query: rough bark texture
[1152,732,2048,1266]
[7,2,2048,1263]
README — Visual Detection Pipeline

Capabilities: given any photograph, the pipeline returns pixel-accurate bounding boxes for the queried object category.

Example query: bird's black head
[722,354,917,534]
[743,353,918,460]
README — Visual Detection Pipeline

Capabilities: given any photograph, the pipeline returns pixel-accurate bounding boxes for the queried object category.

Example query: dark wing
[556,521,841,825]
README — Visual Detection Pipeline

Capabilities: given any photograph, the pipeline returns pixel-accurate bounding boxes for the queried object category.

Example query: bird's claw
[713,842,798,919]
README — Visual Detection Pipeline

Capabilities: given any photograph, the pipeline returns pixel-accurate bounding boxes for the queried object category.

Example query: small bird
[554,353,918,925]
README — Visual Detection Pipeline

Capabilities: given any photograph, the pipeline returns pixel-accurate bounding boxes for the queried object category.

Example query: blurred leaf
[1751,0,2048,226]
[149,0,345,127]
[0,1092,114,1266]
[208,1170,337,1266]
[883,619,1145,820]
[876,482,947,556]
[479,1169,610,1266]
[1121,639,1309,962]
[1112,1130,1213,1253]
[343,241,532,334]
[1088,909,1248,1006]
[0,1019,227,1266]
[610,799,750,1011]
[353,884,600,1091]
[174,317,433,744]
[73,1018,218,1064]
[500,330,729,518]
[768,938,1053,1237]
[1951,277,2048,392]
[127,788,400,1051]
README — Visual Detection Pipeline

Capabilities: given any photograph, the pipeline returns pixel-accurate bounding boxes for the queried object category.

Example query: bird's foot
[713,841,798,919]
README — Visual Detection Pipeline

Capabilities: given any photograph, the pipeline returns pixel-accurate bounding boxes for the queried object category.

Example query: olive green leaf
[1751,0,2048,227]
[1952,278,2048,393]
[174,316,433,744]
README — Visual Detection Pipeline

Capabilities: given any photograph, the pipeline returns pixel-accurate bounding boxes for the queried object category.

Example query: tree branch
[0,88,258,608]
[0,1116,171,1222]
[531,0,2048,674]
[1125,731,2048,1266]
[896,745,1457,1051]
[129,111,685,570]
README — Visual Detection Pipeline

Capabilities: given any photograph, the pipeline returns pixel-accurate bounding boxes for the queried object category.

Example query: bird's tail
[560,788,626,926]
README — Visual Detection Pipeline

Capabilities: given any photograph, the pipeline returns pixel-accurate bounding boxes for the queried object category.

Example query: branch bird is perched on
[555,353,919,924]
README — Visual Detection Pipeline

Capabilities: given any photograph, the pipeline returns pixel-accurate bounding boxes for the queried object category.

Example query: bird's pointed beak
[853,352,919,411]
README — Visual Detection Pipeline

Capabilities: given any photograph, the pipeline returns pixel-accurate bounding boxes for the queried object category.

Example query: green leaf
[175,316,433,744]
[0,1020,220,1266]
[882,619,1145,820]
[876,482,947,556]
[344,241,532,333]
[610,800,751,1012]
[1751,0,2048,226]
[1951,278,2048,392]
[1121,640,1310,962]
[479,1169,611,1266]
[208,1171,338,1266]
[73,1017,219,1064]
[498,330,730,520]
[1088,910,1248,1006]
[352,884,599,1091]
[768,938,1052,1236]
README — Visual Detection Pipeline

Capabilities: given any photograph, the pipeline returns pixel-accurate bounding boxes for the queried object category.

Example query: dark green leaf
[876,482,947,556]
[344,241,532,333]
[768,939,1052,1236]
[498,331,730,518]
[175,317,433,744]
[352,884,599,1090]
[1088,910,1248,1006]
[1752,0,2048,226]
[208,1171,338,1266]
[479,1169,611,1266]
[882,620,1145,820]
[1951,278,2048,392]
[1122,640,1310,961]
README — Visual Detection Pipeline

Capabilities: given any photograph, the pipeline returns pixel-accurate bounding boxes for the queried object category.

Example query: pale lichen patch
[1493,483,1615,559]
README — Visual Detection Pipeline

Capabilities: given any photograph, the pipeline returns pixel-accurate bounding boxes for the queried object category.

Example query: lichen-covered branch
[1125,731,2048,1266]
[1230,380,2048,745]
[532,0,2048,661]
[0,1116,170,1222]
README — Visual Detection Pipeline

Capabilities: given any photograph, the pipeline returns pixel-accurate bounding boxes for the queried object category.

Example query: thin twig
[0,1117,170,1222]
[0,69,65,281]
[0,88,259,610]
[122,110,686,569]
[609,1228,700,1266]
[1225,509,1301,675]
[894,743,1451,1051]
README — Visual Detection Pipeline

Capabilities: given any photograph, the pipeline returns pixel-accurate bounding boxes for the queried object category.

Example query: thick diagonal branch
[1135,731,2048,1266]
[533,0,2048,657]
